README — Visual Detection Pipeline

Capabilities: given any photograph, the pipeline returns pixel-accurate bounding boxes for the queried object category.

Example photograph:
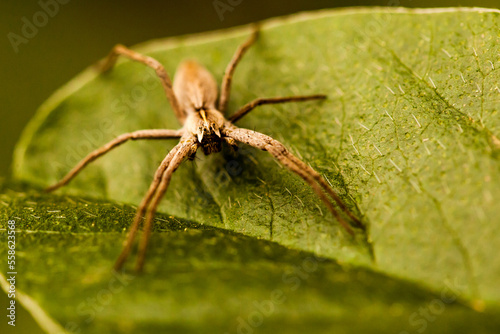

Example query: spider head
[194,106,209,126]
[184,108,226,148]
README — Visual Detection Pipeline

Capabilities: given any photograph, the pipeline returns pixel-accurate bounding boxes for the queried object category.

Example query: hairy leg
[224,126,361,234]
[284,153,362,227]
[135,139,198,272]
[114,142,184,271]
[218,27,259,113]
[229,95,326,123]
[46,129,183,193]
[100,45,185,124]
[266,145,354,234]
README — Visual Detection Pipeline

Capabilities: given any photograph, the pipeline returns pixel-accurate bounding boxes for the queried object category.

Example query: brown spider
[46,27,363,272]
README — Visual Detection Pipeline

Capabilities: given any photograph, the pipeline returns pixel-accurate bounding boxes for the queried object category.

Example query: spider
[46,27,363,272]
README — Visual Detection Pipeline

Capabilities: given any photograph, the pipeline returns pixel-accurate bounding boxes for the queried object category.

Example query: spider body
[47,27,363,272]
[173,60,229,155]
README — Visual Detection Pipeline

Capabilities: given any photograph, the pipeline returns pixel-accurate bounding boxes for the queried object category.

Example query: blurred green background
[0,1,498,333]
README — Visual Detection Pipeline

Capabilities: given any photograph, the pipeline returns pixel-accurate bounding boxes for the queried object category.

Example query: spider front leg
[224,126,362,234]
[100,44,185,124]
[281,150,363,228]
[113,141,184,271]
[134,138,198,272]
[46,129,183,193]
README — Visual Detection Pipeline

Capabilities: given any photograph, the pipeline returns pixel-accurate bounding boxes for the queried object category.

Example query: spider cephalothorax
[46,27,363,272]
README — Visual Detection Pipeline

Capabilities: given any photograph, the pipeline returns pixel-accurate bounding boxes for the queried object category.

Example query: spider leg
[135,138,198,272]
[224,126,362,234]
[100,45,185,124]
[283,153,363,228]
[114,142,184,271]
[218,26,259,113]
[46,129,183,193]
[229,95,326,123]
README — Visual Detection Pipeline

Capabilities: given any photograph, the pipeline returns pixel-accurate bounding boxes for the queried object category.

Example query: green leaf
[10,7,500,331]
[1,186,500,333]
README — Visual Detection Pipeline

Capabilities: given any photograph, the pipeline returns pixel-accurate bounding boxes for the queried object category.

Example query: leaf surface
[9,7,500,332]
[1,186,500,333]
